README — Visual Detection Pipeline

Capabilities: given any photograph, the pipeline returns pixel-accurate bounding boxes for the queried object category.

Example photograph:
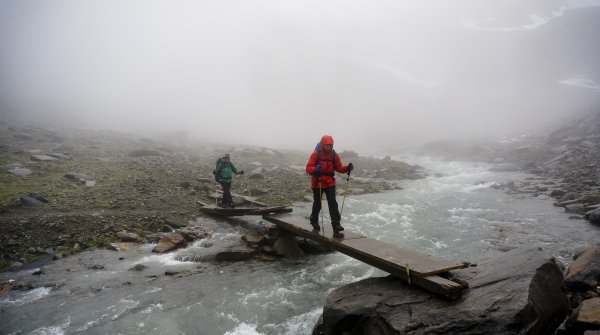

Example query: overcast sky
[1,0,599,151]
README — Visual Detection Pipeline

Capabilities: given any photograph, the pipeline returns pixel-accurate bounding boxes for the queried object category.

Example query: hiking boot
[310,222,320,231]
[332,222,344,232]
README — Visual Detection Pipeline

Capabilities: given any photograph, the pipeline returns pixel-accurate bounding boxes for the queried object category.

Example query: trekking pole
[319,178,325,236]
[214,183,219,206]
[340,170,352,217]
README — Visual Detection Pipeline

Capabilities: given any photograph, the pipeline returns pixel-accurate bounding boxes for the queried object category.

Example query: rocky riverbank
[0,116,424,271]
[314,244,600,335]
[2,111,599,334]
[413,109,600,227]
[314,109,600,335]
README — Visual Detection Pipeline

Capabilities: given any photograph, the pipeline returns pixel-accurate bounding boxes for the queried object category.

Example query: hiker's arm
[333,153,348,173]
[305,151,319,175]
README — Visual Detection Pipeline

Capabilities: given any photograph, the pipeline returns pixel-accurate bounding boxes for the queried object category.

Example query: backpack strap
[315,149,336,177]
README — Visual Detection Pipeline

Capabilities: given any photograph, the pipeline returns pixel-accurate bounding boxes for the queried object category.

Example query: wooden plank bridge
[263,213,467,300]
[199,192,467,299]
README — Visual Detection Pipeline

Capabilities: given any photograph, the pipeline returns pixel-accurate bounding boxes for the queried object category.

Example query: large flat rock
[314,247,568,335]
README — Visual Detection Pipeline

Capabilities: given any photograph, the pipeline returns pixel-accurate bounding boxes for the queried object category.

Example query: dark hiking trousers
[310,186,341,225]
[220,181,233,205]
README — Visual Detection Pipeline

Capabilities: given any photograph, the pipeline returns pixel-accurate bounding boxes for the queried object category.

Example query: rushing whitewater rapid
[1,156,599,335]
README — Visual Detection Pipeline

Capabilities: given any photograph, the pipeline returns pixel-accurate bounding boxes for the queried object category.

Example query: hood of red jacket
[320,135,334,147]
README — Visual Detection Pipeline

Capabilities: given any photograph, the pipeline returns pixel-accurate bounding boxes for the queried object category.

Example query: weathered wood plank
[340,238,465,276]
[207,191,268,207]
[263,213,465,299]
[199,205,292,216]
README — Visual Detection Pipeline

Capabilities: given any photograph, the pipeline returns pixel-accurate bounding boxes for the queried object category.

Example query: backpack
[213,158,224,182]
[314,147,335,177]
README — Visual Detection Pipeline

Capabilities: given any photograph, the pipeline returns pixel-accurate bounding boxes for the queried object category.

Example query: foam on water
[262,308,323,335]
[224,322,262,335]
[30,318,71,335]
[109,299,140,320]
[0,287,51,306]
[137,253,191,266]
[141,303,164,314]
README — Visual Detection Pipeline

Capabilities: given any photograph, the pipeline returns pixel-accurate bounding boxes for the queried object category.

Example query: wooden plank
[264,213,464,276]
[263,213,465,300]
[207,191,268,207]
[199,205,292,217]
[341,238,465,276]
[262,212,366,241]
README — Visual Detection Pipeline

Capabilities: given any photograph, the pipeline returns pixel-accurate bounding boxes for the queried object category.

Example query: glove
[314,164,321,175]
[347,163,354,174]
[239,170,245,175]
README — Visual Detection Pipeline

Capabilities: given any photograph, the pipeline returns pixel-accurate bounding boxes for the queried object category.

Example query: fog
[1,0,599,151]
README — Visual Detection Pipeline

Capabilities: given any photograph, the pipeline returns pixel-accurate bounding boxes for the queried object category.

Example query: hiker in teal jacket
[214,153,244,207]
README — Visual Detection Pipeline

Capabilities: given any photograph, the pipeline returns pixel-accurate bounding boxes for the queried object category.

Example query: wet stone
[20,195,46,207]
[129,264,146,271]
[64,172,94,183]
[28,192,48,203]
[30,154,58,161]
[7,167,32,176]
[48,153,72,160]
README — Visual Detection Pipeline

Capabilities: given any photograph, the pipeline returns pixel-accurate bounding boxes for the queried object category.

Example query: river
[1,156,599,335]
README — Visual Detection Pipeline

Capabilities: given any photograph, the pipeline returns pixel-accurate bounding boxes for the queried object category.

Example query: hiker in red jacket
[306,135,354,233]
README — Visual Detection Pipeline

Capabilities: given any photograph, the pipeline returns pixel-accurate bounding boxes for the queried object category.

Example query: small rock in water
[129,264,146,271]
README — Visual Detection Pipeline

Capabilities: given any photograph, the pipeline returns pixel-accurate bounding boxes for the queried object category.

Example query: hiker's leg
[221,182,232,204]
[324,187,343,231]
[310,188,322,224]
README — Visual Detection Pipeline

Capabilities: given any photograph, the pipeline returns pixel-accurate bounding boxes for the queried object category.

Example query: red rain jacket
[306,135,350,188]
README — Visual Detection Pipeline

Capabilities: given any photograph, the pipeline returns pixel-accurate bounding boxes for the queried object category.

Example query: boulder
[152,233,187,253]
[573,297,600,331]
[116,232,144,243]
[28,192,48,203]
[565,245,600,291]
[242,232,265,246]
[109,242,142,252]
[64,172,94,183]
[48,153,72,160]
[30,154,57,161]
[314,247,568,335]
[215,247,256,262]
[273,233,304,260]
[20,195,45,207]
[7,167,32,176]
[585,207,600,226]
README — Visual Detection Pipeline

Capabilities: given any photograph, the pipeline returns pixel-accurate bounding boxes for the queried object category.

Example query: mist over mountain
[0,0,599,151]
